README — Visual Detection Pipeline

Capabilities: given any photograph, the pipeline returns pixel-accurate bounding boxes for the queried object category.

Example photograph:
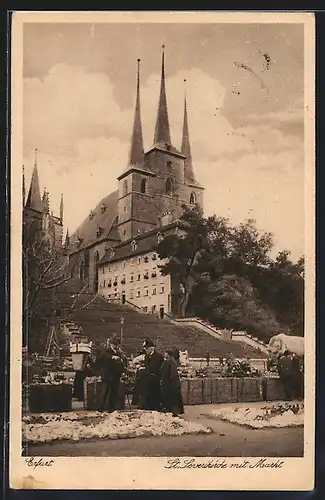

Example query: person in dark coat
[291,353,303,399]
[141,338,164,411]
[277,351,296,400]
[99,336,126,412]
[161,348,184,417]
[73,358,94,401]
[131,348,146,406]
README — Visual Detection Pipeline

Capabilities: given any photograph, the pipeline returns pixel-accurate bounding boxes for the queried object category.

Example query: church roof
[69,190,120,253]
[117,164,155,181]
[145,142,185,158]
[99,221,180,265]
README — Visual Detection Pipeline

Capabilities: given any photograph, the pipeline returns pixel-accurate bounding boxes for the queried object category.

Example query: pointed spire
[25,149,43,212]
[181,80,195,182]
[22,165,26,207]
[154,45,171,145]
[128,58,144,167]
[60,193,64,224]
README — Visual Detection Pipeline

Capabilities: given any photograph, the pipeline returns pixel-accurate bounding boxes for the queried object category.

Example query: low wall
[181,377,264,405]
[27,377,289,413]
[181,377,288,405]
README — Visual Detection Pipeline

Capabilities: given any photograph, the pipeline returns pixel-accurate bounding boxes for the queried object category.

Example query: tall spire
[154,45,171,145]
[181,80,195,182]
[60,193,64,224]
[25,149,43,212]
[128,58,144,167]
[22,165,26,207]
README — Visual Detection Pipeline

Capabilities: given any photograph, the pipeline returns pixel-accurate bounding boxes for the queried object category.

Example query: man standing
[141,338,164,411]
[99,336,126,412]
[277,351,295,400]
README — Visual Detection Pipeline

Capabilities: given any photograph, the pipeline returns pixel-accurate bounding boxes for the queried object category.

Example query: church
[68,47,204,317]
[23,151,64,252]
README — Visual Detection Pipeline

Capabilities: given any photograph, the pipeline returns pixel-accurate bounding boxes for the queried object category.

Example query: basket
[70,341,92,371]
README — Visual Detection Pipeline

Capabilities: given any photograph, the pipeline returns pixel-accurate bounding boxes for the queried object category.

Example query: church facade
[68,48,204,316]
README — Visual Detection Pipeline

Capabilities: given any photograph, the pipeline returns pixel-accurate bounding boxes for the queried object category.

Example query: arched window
[165,177,173,195]
[123,179,128,196]
[94,251,99,264]
[189,192,196,205]
[140,178,147,194]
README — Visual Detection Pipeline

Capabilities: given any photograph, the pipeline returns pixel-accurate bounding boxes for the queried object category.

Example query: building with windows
[68,47,204,316]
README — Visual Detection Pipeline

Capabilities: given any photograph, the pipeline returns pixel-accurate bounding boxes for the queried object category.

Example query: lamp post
[120,316,125,346]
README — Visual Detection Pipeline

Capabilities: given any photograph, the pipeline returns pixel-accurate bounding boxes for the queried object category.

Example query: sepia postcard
[10,10,315,490]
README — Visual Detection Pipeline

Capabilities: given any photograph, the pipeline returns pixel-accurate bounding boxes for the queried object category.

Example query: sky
[23,21,305,261]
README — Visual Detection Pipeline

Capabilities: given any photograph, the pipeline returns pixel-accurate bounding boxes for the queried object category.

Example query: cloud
[23,137,128,234]
[23,62,305,259]
[195,150,304,260]
[140,67,252,158]
[246,105,304,138]
[24,63,132,156]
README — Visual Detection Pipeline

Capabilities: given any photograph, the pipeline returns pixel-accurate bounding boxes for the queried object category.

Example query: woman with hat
[161,348,184,417]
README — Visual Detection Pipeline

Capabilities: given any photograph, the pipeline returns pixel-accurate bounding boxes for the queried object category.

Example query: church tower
[143,46,188,224]
[116,47,204,242]
[117,59,155,241]
[23,149,64,251]
[24,149,44,229]
[181,81,204,209]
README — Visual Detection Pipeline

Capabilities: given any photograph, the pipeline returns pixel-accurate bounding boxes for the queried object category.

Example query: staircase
[56,291,267,359]
[62,321,83,337]
[171,317,269,354]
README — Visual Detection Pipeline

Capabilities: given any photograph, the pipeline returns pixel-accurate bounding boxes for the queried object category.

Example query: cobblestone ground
[23,402,304,458]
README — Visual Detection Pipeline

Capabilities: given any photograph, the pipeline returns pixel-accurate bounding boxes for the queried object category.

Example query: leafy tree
[197,215,233,278]
[230,218,274,268]
[157,204,303,337]
[267,250,304,334]
[157,204,209,317]
[192,275,280,340]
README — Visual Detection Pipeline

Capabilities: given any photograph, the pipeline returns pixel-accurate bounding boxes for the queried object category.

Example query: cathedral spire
[181,80,195,182]
[60,193,64,224]
[25,149,43,212]
[153,45,171,145]
[128,58,144,167]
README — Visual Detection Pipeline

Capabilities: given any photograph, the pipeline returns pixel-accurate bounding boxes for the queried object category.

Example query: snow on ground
[210,402,304,429]
[22,410,212,443]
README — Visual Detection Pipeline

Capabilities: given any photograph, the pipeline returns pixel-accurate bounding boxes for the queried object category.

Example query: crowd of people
[73,336,184,417]
[73,336,303,414]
